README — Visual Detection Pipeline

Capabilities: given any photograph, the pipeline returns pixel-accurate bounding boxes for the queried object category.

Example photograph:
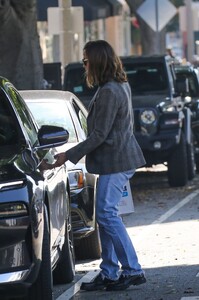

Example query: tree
[127,0,185,55]
[0,0,43,89]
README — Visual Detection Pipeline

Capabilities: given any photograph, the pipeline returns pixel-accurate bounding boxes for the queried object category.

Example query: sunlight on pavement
[128,220,199,269]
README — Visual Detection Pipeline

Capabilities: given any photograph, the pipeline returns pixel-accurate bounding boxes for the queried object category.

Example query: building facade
[37,0,132,67]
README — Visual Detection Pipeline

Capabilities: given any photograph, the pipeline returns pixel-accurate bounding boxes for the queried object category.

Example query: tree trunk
[0,0,43,89]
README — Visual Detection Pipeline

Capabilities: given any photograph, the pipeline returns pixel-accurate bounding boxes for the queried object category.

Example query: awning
[37,0,123,22]
[72,0,123,21]
[37,0,58,22]
[72,0,111,21]
[107,0,123,16]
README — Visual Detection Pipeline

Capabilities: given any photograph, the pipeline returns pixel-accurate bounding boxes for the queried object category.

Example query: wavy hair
[83,40,127,87]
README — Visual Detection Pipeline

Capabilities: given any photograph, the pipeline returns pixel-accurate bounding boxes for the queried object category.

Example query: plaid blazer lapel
[88,87,100,113]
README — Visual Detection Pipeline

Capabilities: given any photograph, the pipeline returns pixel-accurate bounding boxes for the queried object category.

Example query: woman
[50,40,146,291]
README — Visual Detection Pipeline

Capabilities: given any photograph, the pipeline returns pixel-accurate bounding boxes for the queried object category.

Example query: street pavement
[54,168,199,300]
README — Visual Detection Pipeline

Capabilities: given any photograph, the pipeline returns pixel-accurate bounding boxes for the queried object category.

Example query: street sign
[137,0,177,32]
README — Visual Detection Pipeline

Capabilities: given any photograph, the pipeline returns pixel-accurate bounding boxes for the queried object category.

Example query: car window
[6,87,38,146]
[27,101,78,143]
[123,62,168,93]
[0,89,20,146]
[188,75,199,97]
[64,67,97,98]
[71,98,87,136]
[176,71,199,97]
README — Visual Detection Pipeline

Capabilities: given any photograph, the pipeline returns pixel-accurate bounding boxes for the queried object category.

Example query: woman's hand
[53,152,68,167]
[40,152,67,171]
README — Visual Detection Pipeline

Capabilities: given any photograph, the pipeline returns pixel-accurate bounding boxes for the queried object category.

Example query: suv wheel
[75,223,101,259]
[28,206,53,300]
[168,133,188,187]
[195,153,199,172]
[187,134,196,180]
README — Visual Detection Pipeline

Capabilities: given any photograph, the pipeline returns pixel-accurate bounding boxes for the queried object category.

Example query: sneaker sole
[133,276,147,286]
[106,276,146,291]
[80,285,106,291]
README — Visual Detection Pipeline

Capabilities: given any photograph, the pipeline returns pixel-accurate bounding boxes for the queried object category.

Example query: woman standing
[50,40,146,291]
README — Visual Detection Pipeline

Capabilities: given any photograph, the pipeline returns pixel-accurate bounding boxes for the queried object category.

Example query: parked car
[63,62,97,109]
[20,90,101,260]
[63,57,195,187]
[174,63,199,171]
[0,77,75,300]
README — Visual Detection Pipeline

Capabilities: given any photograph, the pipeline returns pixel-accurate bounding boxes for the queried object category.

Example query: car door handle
[47,172,54,180]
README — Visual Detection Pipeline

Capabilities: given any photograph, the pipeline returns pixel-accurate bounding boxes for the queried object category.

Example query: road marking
[152,189,199,225]
[56,270,100,300]
[57,189,199,300]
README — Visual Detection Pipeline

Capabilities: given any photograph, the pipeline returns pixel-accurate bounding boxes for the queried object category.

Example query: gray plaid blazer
[66,80,146,174]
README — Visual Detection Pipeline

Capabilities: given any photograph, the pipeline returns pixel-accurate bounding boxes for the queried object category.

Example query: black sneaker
[106,273,146,291]
[80,273,118,291]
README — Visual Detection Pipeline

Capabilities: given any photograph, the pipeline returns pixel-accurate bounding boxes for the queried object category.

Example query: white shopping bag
[118,180,134,215]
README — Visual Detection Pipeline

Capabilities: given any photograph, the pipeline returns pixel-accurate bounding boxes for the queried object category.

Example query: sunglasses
[82,58,88,66]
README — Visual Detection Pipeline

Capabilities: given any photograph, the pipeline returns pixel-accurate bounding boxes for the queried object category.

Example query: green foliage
[170,0,184,8]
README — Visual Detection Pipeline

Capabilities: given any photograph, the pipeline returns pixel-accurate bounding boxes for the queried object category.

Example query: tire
[28,207,53,300]
[192,124,199,172]
[168,133,188,187]
[75,224,101,260]
[195,153,199,172]
[53,192,75,284]
[187,135,196,180]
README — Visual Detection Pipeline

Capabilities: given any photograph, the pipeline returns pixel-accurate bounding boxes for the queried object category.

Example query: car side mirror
[37,125,69,150]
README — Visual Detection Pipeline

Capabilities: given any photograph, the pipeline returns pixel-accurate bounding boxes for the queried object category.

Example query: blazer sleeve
[66,87,119,164]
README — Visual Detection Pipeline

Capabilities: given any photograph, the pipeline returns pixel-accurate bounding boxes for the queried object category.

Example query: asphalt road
[54,166,199,300]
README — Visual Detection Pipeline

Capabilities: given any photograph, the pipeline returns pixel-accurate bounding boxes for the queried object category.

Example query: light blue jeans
[96,169,144,280]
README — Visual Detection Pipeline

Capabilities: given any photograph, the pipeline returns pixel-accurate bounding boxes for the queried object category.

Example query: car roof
[19,90,75,101]
[120,54,172,64]
[64,61,82,69]
[19,89,89,115]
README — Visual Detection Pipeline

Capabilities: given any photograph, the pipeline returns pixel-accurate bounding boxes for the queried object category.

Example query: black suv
[0,77,75,300]
[64,56,195,187]
[63,62,97,109]
[121,55,195,187]
[174,64,199,171]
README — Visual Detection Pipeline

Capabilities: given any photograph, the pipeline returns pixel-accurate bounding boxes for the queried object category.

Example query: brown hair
[83,40,127,87]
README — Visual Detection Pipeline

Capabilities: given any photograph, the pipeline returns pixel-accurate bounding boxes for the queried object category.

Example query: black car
[0,78,75,300]
[63,57,195,187]
[20,90,101,260]
[120,55,195,187]
[63,62,97,109]
[174,64,199,171]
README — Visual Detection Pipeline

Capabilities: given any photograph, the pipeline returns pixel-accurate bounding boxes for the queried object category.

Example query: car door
[4,83,67,249]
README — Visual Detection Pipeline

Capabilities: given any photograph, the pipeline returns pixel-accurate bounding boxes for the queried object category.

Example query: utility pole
[58,0,84,79]
[186,0,194,62]
[155,0,160,54]
[59,0,72,70]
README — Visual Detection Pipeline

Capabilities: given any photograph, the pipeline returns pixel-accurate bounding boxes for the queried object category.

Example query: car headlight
[68,170,84,190]
[0,202,28,218]
[140,109,156,125]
